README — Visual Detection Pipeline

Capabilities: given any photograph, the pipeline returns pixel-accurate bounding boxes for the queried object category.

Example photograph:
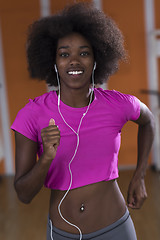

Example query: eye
[80,51,90,56]
[59,52,69,57]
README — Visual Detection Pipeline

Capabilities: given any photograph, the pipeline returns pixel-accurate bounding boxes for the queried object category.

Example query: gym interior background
[0,0,160,239]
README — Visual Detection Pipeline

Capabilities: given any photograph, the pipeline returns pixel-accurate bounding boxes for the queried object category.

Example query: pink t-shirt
[11,88,140,190]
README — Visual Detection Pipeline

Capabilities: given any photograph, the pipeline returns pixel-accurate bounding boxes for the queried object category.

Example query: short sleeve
[124,95,141,121]
[11,102,38,142]
[108,90,141,123]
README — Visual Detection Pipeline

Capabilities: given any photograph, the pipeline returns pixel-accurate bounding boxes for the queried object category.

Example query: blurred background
[0,0,160,239]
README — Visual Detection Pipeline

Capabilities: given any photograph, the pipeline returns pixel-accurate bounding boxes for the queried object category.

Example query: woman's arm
[127,102,155,209]
[14,119,60,204]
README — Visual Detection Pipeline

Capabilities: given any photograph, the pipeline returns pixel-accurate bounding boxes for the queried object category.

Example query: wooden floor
[0,168,160,240]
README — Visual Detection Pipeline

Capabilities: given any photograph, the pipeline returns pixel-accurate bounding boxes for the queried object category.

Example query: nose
[69,55,80,66]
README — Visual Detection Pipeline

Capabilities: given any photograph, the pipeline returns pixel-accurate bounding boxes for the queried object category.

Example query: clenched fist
[41,118,60,162]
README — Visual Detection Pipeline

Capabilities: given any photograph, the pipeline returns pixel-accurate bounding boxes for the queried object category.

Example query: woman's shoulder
[95,88,127,101]
[21,91,55,112]
[94,88,140,121]
[27,91,54,106]
[11,91,56,141]
[95,88,139,103]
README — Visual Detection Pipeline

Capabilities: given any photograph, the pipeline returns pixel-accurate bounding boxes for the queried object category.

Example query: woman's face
[56,32,94,90]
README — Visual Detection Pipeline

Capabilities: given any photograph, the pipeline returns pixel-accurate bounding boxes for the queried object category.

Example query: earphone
[93,62,96,70]
[54,64,58,73]
[50,63,96,240]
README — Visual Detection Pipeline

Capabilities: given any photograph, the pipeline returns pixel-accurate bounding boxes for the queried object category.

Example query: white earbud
[54,64,58,73]
[93,62,96,71]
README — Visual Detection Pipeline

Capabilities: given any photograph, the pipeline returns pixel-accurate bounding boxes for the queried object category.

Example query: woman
[11,3,155,240]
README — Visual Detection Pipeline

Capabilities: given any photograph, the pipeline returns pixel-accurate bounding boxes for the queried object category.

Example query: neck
[57,87,93,108]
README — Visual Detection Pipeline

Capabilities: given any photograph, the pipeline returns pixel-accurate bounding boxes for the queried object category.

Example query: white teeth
[68,71,83,75]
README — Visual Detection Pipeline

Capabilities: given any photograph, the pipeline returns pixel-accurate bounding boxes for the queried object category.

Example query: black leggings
[47,208,137,240]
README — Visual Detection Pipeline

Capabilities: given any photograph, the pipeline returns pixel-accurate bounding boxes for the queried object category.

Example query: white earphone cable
[50,64,95,240]
[50,219,54,240]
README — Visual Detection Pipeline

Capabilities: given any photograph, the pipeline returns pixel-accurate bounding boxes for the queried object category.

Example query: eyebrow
[58,45,90,50]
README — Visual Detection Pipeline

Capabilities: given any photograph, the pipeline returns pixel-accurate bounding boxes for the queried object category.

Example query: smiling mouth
[68,71,83,75]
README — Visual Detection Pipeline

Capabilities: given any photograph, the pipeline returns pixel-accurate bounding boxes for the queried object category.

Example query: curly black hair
[27,2,127,86]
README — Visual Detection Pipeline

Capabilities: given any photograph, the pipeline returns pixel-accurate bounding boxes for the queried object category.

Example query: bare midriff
[49,180,126,234]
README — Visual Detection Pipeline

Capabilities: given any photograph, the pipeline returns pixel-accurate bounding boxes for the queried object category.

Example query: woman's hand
[41,118,60,161]
[127,175,147,209]
[128,101,154,209]
[14,118,60,203]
